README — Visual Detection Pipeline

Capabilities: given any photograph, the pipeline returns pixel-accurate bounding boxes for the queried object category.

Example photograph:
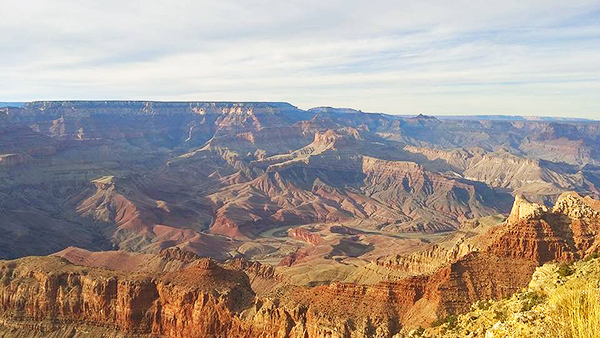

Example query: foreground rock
[419,256,600,337]
[0,256,256,337]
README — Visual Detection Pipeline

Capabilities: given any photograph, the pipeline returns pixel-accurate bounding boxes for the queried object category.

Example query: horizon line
[1,100,597,121]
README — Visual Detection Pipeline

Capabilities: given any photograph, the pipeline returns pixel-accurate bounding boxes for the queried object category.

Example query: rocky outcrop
[363,238,480,282]
[420,256,600,338]
[491,191,600,263]
[553,191,600,219]
[287,228,322,246]
[350,193,600,328]
[0,255,434,337]
[159,247,202,263]
[0,256,257,337]
[506,194,548,224]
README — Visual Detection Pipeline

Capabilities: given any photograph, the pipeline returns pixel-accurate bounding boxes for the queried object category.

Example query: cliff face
[403,145,593,203]
[348,192,600,327]
[287,228,322,246]
[431,192,600,314]
[0,256,260,338]
[421,256,600,338]
[490,192,600,263]
[0,254,429,338]
[0,254,409,337]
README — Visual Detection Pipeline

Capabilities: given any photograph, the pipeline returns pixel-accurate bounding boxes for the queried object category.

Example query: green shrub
[431,317,444,327]
[476,300,491,310]
[493,310,507,322]
[410,326,425,337]
[521,291,543,312]
[432,314,458,329]
[557,263,574,277]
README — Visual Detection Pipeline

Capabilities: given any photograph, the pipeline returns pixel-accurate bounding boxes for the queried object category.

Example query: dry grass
[548,279,600,338]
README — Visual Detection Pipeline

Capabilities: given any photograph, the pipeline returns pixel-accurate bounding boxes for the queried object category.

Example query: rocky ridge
[418,256,600,337]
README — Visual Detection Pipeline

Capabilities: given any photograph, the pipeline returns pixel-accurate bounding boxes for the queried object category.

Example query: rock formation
[506,194,548,223]
[1,193,599,337]
[1,101,600,258]
[0,256,257,338]
[1,101,600,336]
[420,256,600,337]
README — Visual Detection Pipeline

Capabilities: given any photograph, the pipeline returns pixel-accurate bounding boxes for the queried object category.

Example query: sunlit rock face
[506,194,548,224]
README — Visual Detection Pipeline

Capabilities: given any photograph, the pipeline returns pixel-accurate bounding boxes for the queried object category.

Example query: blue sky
[1,0,599,118]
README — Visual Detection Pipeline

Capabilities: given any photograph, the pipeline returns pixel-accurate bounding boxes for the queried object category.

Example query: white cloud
[0,0,599,117]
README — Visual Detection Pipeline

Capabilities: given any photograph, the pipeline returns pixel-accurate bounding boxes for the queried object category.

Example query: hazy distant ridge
[0,102,24,108]
[2,101,596,122]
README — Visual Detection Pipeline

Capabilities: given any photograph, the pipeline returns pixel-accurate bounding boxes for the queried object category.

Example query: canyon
[1,101,600,337]
[0,192,599,337]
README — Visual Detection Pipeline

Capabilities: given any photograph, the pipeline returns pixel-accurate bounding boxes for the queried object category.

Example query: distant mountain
[435,114,596,122]
[0,101,24,108]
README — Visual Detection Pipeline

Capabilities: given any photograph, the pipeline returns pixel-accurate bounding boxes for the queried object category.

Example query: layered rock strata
[1,193,600,337]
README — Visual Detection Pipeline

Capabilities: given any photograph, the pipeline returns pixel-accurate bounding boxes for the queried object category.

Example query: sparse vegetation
[432,314,458,329]
[476,299,491,310]
[557,263,574,277]
[520,291,543,312]
[420,257,600,337]
[583,252,600,262]
[547,280,600,338]
[409,326,425,337]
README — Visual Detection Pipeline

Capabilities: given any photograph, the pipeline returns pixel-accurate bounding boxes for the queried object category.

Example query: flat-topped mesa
[25,100,297,111]
[361,156,422,174]
[9,101,304,119]
[507,195,548,224]
[553,191,600,220]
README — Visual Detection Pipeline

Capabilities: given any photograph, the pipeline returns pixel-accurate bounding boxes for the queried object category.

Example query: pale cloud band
[1,0,599,118]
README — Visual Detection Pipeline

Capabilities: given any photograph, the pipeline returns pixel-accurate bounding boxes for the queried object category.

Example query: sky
[1,0,599,118]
